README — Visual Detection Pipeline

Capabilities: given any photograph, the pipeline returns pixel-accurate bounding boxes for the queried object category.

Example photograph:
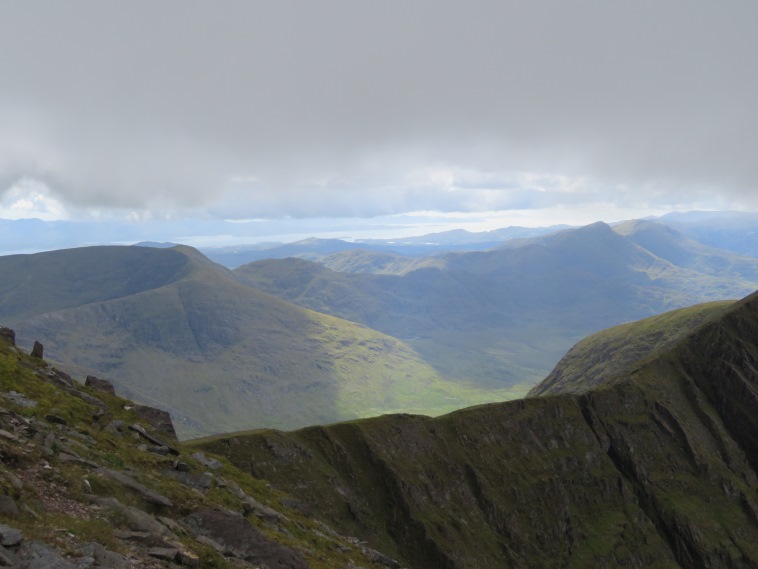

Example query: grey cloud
[1,1,757,218]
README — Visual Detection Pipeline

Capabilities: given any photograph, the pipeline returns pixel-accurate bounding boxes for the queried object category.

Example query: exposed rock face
[0,331,393,568]
[85,375,116,395]
[0,326,15,346]
[201,290,758,569]
[184,509,309,568]
[132,404,178,441]
[30,340,43,358]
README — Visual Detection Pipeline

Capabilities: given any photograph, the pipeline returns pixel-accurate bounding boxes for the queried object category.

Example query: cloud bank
[1,1,756,220]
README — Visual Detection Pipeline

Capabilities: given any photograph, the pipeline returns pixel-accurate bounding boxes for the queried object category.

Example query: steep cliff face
[198,291,758,569]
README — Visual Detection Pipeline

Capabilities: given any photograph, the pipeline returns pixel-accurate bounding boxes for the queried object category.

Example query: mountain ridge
[236,221,758,394]
[2,244,517,439]
[197,289,758,568]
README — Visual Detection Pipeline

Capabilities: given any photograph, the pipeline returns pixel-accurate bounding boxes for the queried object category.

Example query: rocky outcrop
[85,375,116,395]
[132,405,178,441]
[0,330,395,568]
[201,290,758,569]
[185,509,309,568]
[29,340,43,358]
[0,327,14,346]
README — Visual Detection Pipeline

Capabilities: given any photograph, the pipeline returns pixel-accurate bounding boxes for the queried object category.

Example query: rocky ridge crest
[0,329,400,569]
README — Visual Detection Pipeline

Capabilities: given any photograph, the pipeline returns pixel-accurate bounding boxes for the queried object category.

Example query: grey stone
[184,509,308,568]
[104,420,125,435]
[96,468,173,507]
[0,328,15,347]
[29,341,43,359]
[58,453,99,469]
[44,368,75,389]
[84,376,116,395]
[190,452,222,470]
[44,433,55,449]
[77,542,129,569]
[163,470,213,491]
[128,424,179,455]
[95,498,175,538]
[147,547,178,561]
[359,544,402,568]
[0,545,19,566]
[1,392,37,408]
[0,471,23,491]
[0,524,23,546]
[0,496,18,519]
[131,405,177,440]
[16,541,77,568]
[177,549,200,567]
[45,414,67,426]
[70,390,104,408]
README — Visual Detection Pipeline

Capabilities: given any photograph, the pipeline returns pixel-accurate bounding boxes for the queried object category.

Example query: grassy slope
[530,300,734,396]
[615,218,758,285]
[319,249,445,275]
[8,246,517,439]
[196,291,758,569]
[235,222,757,395]
[0,246,192,324]
[0,337,395,569]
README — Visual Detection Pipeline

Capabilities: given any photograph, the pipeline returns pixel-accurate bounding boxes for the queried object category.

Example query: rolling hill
[235,221,758,393]
[1,245,512,439]
[197,289,758,568]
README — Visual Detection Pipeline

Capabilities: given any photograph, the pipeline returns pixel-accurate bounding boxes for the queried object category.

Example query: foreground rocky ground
[0,326,401,569]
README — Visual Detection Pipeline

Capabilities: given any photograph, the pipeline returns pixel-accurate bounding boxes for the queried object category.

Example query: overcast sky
[1,1,757,235]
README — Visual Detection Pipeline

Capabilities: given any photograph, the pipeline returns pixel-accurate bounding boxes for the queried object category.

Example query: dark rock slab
[0,545,19,566]
[184,509,309,568]
[29,341,43,359]
[96,469,173,507]
[84,375,116,395]
[0,496,18,519]
[128,424,179,455]
[163,470,214,491]
[0,328,15,347]
[36,368,75,389]
[148,547,178,561]
[15,541,77,568]
[96,498,176,538]
[1,391,37,408]
[77,542,129,569]
[190,452,222,469]
[45,414,67,426]
[58,452,99,469]
[0,524,22,547]
[132,405,177,441]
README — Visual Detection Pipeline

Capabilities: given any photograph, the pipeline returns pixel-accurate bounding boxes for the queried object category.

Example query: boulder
[0,327,15,346]
[85,376,116,395]
[0,523,23,546]
[128,424,179,455]
[77,542,129,569]
[95,497,176,538]
[132,405,177,440]
[184,509,308,568]
[96,468,173,507]
[30,341,43,359]
[15,541,78,568]
[0,495,19,518]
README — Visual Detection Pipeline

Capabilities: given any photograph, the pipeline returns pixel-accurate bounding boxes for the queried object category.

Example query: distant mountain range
[0,245,513,438]
[236,220,758,393]
[198,289,758,568]
[200,225,569,268]
[3,217,758,440]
